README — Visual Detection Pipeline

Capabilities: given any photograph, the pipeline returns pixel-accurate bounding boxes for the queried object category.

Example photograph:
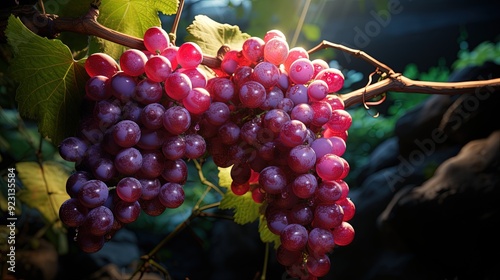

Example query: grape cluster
[57,26,355,279]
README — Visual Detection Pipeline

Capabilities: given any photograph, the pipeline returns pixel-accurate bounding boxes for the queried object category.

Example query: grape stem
[7,4,500,110]
[308,41,500,108]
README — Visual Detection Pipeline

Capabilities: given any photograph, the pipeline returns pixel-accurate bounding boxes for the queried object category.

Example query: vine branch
[6,4,500,110]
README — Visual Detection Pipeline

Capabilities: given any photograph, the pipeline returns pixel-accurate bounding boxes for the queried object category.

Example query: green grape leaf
[258,215,281,249]
[16,161,71,231]
[218,166,261,224]
[6,16,88,145]
[93,0,179,58]
[185,15,251,56]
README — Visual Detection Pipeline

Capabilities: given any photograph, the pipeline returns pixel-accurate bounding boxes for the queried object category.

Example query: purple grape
[316,180,343,204]
[251,61,279,89]
[239,81,266,109]
[164,72,192,101]
[83,206,114,236]
[114,200,141,224]
[290,103,314,125]
[77,179,109,208]
[116,177,142,202]
[92,157,117,182]
[162,135,186,160]
[76,231,105,253]
[184,134,206,159]
[280,223,308,251]
[312,203,344,229]
[204,101,230,126]
[114,147,143,175]
[158,182,185,208]
[93,99,121,129]
[139,150,165,179]
[137,128,169,150]
[286,84,308,105]
[162,105,191,135]
[278,120,307,148]
[85,75,111,101]
[287,144,316,174]
[59,198,88,227]
[306,254,331,277]
[140,197,166,216]
[258,166,287,194]
[140,103,165,130]
[290,173,317,199]
[112,120,141,148]
[139,178,161,200]
[161,159,188,184]
[110,71,137,102]
[218,122,240,145]
[265,207,289,235]
[307,227,335,256]
[134,78,163,105]
[59,136,88,163]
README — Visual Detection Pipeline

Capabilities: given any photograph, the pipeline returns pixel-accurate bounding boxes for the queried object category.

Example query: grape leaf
[218,166,261,224]
[93,0,179,58]
[6,16,88,145]
[16,161,71,231]
[185,15,251,56]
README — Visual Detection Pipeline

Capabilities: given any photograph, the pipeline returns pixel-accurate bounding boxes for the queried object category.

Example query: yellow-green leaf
[95,0,179,58]
[185,15,251,56]
[218,166,260,224]
[6,15,88,145]
[16,161,71,231]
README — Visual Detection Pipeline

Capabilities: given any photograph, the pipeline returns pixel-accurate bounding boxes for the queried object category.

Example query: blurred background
[2,0,500,279]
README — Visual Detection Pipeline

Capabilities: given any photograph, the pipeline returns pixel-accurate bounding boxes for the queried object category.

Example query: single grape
[119,49,148,77]
[140,197,166,216]
[209,77,235,102]
[114,200,141,224]
[306,254,331,277]
[59,198,88,227]
[114,147,143,175]
[310,100,332,127]
[162,105,191,135]
[289,58,315,84]
[144,55,172,82]
[242,37,265,63]
[59,136,88,163]
[134,78,163,105]
[143,26,170,54]
[184,134,206,159]
[139,178,161,200]
[110,72,137,103]
[83,205,114,236]
[287,144,316,174]
[316,180,343,203]
[205,101,231,126]
[177,42,203,69]
[307,227,335,256]
[283,47,309,73]
[158,182,185,208]
[139,150,165,178]
[239,81,266,109]
[290,103,314,125]
[276,245,302,266]
[337,197,356,221]
[91,157,117,182]
[161,159,188,184]
[140,103,166,130]
[160,46,179,69]
[76,231,105,253]
[180,67,207,88]
[326,109,352,132]
[116,177,143,202]
[315,68,345,93]
[286,84,308,105]
[332,221,355,246]
[312,203,344,229]
[77,179,109,208]
[66,171,92,198]
[183,87,211,115]
[85,75,111,101]
[258,165,287,194]
[263,37,289,65]
[290,173,317,199]
[112,120,141,148]
[315,153,345,181]
[251,61,280,89]
[278,120,307,148]
[280,223,308,251]
[289,202,313,225]
[162,135,186,160]
[85,52,120,78]
[164,72,192,101]
[266,207,289,235]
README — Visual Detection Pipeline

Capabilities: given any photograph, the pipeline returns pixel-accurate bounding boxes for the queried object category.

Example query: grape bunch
[57,25,355,279]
